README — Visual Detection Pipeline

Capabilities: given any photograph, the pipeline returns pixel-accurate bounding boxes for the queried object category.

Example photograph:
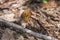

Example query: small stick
[0,18,58,40]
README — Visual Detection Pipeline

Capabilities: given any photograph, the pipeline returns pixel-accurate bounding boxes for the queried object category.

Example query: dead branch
[0,18,58,40]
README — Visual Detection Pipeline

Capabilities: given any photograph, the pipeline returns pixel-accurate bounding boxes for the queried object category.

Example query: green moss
[42,0,48,4]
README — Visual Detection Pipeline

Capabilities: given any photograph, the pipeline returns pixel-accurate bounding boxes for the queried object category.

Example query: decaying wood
[0,18,58,40]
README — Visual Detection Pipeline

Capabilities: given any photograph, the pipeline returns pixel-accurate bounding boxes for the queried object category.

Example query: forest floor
[0,0,60,40]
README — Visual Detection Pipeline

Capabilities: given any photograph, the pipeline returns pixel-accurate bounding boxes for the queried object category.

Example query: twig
[0,18,58,40]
